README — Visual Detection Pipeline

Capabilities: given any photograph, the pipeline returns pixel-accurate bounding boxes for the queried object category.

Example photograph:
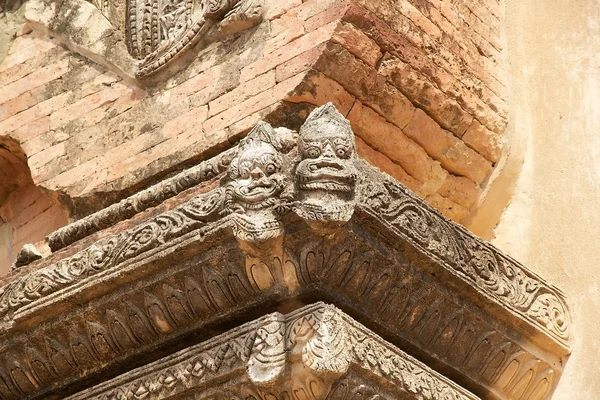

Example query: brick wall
[0,0,507,230]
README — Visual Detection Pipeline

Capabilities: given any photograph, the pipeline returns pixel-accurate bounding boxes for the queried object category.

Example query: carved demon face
[230,141,285,209]
[296,123,357,193]
[227,123,290,246]
[295,103,358,229]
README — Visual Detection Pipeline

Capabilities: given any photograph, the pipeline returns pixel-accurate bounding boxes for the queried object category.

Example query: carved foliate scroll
[127,0,263,77]
[10,103,570,346]
[34,0,264,80]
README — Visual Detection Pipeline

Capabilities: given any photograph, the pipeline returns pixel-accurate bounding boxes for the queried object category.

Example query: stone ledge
[0,105,570,400]
[66,303,481,400]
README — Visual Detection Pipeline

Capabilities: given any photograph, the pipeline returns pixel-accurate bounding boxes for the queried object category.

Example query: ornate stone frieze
[128,0,263,77]
[0,104,571,400]
[66,303,479,400]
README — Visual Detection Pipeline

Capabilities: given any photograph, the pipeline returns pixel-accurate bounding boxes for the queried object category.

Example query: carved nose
[250,167,265,179]
[322,143,335,158]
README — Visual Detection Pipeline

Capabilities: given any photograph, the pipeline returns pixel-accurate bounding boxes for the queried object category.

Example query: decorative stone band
[66,303,480,400]
[357,172,571,346]
[24,0,263,81]
[46,148,236,251]
[0,104,570,400]
[0,104,570,347]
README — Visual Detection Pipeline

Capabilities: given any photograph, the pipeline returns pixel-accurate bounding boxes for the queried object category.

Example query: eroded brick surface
[0,0,508,230]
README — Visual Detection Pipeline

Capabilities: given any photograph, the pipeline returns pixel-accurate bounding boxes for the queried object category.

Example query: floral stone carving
[0,104,571,400]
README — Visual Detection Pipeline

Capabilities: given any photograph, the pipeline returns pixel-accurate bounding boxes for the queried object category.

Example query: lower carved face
[231,142,284,209]
[296,124,357,194]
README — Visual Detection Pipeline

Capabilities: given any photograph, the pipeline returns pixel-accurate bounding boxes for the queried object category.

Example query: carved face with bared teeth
[230,141,284,209]
[296,125,357,193]
[294,103,358,229]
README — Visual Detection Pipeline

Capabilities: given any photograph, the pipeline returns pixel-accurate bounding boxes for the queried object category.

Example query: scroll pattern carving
[0,237,554,400]
[47,147,235,251]
[311,240,557,400]
[360,177,570,343]
[0,242,252,399]
[65,304,478,400]
[125,0,263,77]
[0,190,226,320]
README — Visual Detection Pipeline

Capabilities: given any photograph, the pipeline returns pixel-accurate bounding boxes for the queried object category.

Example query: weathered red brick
[264,0,302,20]
[348,101,446,195]
[332,22,382,67]
[209,70,276,117]
[0,92,70,134]
[285,70,356,116]
[204,72,306,134]
[355,135,423,195]
[425,192,469,222]
[315,43,415,129]
[403,109,492,184]
[0,35,57,73]
[462,119,504,163]
[379,55,473,136]
[0,92,38,122]
[0,59,69,105]
[240,21,338,82]
[303,0,351,32]
[438,174,481,209]
[49,83,131,130]
[275,44,326,82]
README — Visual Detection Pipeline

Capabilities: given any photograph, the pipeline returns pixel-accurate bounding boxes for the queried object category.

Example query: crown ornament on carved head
[299,103,356,152]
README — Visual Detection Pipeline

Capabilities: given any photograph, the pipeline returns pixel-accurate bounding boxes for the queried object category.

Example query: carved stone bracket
[0,104,571,400]
[66,303,480,400]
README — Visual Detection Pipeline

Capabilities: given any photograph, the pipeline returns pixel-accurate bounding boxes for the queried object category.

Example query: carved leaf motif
[361,175,571,342]
[0,191,227,321]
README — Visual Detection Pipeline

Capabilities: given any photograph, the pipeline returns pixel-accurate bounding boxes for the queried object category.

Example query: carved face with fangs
[227,122,289,244]
[232,141,284,208]
[295,103,358,229]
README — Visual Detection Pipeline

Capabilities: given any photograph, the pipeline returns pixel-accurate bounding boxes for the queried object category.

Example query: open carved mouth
[298,165,355,187]
[236,179,278,201]
[297,181,354,192]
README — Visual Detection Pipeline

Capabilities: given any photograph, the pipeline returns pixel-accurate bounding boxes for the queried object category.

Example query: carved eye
[239,163,252,179]
[266,164,277,175]
[335,146,350,158]
[307,147,320,158]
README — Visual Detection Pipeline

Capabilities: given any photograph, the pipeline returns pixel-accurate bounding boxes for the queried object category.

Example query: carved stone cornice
[66,303,480,400]
[0,104,571,400]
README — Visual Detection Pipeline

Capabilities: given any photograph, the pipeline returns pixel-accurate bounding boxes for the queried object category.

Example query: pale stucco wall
[493,0,600,397]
